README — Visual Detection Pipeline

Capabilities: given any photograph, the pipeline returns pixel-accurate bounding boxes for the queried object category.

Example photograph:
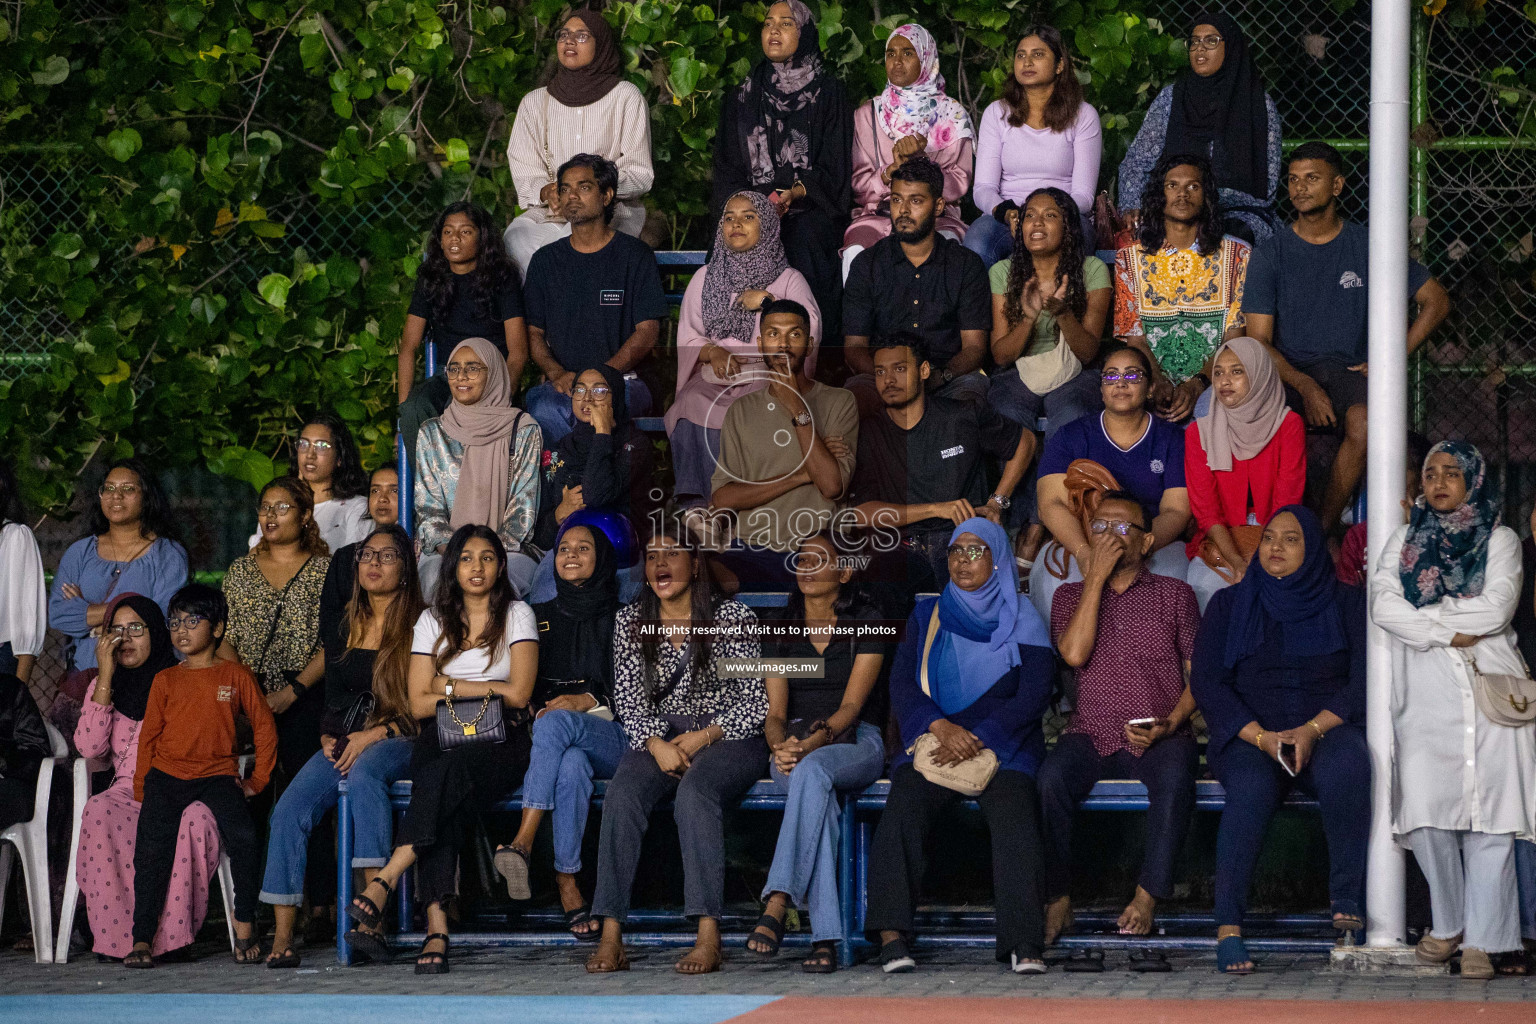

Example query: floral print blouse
[610,599,766,750]
[222,554,330,694]
[413,414,543,558]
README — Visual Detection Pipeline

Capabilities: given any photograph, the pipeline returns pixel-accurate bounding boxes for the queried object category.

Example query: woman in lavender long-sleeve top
[965,26,1102,268]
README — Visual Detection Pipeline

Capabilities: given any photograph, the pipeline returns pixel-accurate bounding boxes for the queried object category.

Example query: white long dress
[1370,524,1536,844]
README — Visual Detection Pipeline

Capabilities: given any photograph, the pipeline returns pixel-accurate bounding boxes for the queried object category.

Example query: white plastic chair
[54,752,250,963]
[0,719,67,963]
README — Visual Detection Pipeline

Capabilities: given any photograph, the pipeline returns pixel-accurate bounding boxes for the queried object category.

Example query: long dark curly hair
[302,411,368,502]
[1137,152,1225,255]
[633,515,719,688]
[1001,25,1085,132]
[417,202,519,332]
[431,524,517,676]
[1003,187,1088,329]
[86,457,178,542]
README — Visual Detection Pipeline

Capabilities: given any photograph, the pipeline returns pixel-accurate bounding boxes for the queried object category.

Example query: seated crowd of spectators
[2,0,1531,986]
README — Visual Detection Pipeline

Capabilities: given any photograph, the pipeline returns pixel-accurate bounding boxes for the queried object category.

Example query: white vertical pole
[1365,0,1412,949]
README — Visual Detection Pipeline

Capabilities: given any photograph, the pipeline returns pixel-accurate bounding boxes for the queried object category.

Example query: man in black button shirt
[847,332,1035,591]
[523,154,668,445]
[843,158,992,418]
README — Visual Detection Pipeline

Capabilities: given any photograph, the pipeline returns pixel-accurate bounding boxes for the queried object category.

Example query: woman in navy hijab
[1192,505,1369,974]
[864,517,1056,976]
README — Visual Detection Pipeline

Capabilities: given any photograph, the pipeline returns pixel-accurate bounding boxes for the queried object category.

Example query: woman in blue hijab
[864,517,1056,976]
[1191,505,1369,974]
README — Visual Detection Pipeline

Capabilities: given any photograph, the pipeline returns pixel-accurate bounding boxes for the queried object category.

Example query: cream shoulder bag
[910,605,999,797]
[1015,328,1082,397]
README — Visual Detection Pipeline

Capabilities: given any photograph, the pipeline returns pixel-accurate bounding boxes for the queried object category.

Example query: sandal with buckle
[414,932,450,975]
[746,913,786,957]
[565,904,600,942]
[345,877,393,930]
[802,942,838,974]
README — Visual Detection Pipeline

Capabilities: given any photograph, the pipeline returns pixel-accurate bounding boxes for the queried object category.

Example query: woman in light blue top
[49,458,189,674]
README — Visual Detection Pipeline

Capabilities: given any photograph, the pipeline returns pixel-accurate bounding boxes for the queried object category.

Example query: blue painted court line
[0,994,780,1024]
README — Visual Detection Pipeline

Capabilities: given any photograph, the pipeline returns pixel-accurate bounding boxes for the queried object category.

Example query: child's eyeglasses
[167,614,207,631]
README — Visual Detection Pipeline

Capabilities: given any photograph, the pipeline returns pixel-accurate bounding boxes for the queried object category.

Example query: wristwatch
[444,678,456,700]
[940,368,955,385]
[988,493,1012,510]
[791,410,812,427]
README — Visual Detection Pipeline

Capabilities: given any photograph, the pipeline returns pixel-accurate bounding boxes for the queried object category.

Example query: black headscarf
[734,1,827,188]
[534,522,621,701]
[1163,11,1269,199]
[103,594,178,721]
[546,7,623,108]
[558,362,630,468]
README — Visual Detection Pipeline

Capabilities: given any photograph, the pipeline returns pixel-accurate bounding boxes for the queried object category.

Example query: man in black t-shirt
[522,154,668,445]
[843,158,992,418]
[398,203,527,466]
[847,332,1035,590]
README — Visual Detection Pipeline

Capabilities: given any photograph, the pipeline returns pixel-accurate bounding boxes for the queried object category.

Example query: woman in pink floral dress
[73,594,221,958]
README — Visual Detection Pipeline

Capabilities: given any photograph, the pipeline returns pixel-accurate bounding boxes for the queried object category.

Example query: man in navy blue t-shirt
[1242,142,1451,529]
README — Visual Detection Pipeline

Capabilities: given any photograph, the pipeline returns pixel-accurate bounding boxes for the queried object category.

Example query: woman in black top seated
[747,532,888,972]
[260,525,424,967]
[491,516,630,941]
[1190,505,1368,975]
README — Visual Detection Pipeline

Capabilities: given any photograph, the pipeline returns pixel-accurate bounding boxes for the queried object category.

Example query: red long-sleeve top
[134,659,277,802]
[1183,410,1306,559]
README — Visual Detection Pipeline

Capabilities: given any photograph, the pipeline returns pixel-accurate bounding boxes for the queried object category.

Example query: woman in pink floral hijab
[843,23,976,274]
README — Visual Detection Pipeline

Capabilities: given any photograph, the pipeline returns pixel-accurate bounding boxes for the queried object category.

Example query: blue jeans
[762,722,886,942]
[521,709,629,874]
[1517,836,1536,941]
[526,377,653,447]
[258,737,414,905]
[963,213,1015,268]
[989,365,1103,528]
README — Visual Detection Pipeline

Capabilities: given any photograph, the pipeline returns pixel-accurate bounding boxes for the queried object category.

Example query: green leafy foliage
[1,0,1187,513]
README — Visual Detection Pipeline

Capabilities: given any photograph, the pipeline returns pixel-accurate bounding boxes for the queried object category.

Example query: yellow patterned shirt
[1113,238,1251,383]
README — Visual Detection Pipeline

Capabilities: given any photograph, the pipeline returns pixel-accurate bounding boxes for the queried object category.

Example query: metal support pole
[1365,0,1412,950]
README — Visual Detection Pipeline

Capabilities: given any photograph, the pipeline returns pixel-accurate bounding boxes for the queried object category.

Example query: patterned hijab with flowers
[874,23,974,151]
[1398,440,1501,608]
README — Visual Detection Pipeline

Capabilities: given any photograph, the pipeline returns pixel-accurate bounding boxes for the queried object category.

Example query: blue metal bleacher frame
[366,249,1342,970]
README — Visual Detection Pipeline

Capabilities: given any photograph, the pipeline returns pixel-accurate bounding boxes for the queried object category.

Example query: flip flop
[1063,949,1105,973]
[565,905,600,942]
[1129,950,1171,973]
[233,935,263,966]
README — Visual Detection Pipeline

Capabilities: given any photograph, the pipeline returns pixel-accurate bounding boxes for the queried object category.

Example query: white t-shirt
[411,603,538,681]
[248,495,373,555]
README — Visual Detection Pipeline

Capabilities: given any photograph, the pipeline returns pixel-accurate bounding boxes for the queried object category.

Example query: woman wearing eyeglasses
[503,7,653,275]
[866,517,1055,976]
[245,413,372,556]
[1183,339,1305,611]
[259,526,424,968]
[1029,344,1191,624]
[1116,12,1280,244]
[70,594,223,959]
[416,337,545,599]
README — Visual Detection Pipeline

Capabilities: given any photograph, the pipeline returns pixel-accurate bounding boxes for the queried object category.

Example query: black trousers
[865,763,1047,961]
[395,721,530,906]
[781,209,844,350]
[1037,732,1198,901]
[133,769,259,943]
[0,776,33,832]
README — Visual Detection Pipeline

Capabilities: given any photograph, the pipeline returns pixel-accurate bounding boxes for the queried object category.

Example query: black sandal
[802,942,838,974]
[746,913,786,957]
[1063,949,1106,972]
[346,877,393,930]
[565,905,600,942]
[1128,950,1171,973]
[233,935,263,965]
[266,947,301,969]
[123,947,156,969]
[415,932,450,975]
[344,925,392,964]
[880,937,915,974]
[1493,950,1531,976]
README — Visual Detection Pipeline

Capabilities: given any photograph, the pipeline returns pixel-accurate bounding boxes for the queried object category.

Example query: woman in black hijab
[535,362,636,552]
[1117,10,1280,242]
[493,519,629,940]
[713,0,852,346]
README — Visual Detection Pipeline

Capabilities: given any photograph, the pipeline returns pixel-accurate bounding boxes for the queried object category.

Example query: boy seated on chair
[127,584,277,968]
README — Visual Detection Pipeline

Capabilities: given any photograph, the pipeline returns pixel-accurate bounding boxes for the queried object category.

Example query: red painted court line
[725,998,1534,1024]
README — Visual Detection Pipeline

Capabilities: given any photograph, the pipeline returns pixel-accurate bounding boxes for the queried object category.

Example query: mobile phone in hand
[1277,740,1300,777]
[1127,717,1158,729]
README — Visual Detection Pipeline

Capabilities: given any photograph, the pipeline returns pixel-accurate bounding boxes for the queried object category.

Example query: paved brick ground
[6,939,1535,1001]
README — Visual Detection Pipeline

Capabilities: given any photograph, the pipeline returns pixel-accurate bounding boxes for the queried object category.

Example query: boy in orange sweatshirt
[127,584,277,967]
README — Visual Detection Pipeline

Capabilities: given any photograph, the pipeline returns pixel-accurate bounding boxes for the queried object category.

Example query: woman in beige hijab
[415,337,545,596]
